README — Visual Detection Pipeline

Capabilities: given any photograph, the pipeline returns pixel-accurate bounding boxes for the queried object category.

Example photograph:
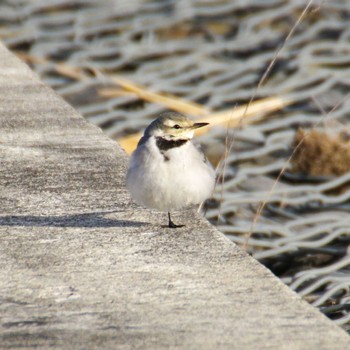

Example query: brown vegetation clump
[291,128,350,177]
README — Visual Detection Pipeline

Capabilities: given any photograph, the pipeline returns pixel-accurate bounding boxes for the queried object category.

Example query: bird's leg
[168,212,184,229]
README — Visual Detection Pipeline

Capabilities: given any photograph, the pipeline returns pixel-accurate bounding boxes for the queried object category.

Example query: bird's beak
[192,122,209,129]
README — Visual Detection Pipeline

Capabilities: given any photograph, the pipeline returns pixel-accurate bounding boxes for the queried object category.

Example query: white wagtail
[126,111,216,228]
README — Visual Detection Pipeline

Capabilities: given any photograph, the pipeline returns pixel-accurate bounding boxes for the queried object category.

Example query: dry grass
[292,128,350,177]
[16,52,292,156]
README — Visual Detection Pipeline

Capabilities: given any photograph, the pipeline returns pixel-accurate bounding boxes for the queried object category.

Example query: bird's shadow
[0,211,147,228]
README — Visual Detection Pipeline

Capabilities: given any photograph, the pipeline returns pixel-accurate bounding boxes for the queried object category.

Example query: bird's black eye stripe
[173,124,181,129]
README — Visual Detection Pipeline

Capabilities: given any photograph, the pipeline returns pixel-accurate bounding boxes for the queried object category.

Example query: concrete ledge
[0,42,349,349]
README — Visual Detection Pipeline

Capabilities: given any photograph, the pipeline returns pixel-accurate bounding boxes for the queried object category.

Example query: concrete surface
[0,41,349,349]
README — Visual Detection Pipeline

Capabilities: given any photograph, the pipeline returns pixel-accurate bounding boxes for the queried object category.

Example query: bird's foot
[168,212,185,229]
[168,221,185,229]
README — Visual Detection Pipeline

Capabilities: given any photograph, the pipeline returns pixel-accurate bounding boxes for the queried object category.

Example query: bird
[126,111,216,228]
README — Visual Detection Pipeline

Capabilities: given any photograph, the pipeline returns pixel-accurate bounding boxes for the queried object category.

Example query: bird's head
[145,112,209,141]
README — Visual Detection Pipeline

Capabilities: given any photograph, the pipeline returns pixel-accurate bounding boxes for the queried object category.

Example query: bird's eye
[173,124,181,129]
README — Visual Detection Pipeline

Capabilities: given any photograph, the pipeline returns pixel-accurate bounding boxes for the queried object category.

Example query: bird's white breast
[126,136,215,211]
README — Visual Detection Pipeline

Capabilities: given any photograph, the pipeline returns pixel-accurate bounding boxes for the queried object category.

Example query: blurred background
[1,0,349,332]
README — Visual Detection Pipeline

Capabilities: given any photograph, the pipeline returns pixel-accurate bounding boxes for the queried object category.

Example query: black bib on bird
[156,137,188,151]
